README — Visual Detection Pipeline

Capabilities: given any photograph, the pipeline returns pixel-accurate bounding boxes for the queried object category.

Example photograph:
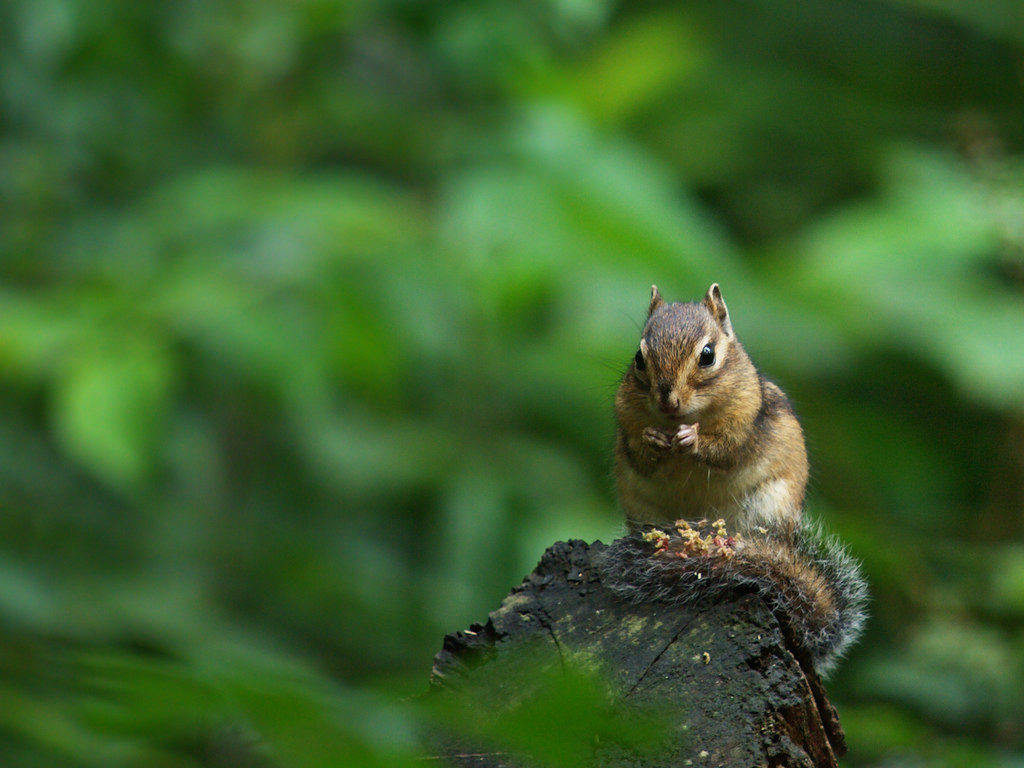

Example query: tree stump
[428,539,846,768]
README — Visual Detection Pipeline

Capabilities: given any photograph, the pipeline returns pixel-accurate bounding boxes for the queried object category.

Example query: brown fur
[597,520,868,676]
[614,284,808,533]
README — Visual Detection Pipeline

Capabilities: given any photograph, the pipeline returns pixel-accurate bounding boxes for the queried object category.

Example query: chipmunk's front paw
[672,423,698,451]
[642,426,673,450]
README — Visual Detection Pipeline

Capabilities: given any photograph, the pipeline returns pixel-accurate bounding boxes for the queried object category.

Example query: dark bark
[426,539,847,768]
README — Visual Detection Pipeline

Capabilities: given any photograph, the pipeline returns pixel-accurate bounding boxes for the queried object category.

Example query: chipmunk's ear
[702,283,733,336]
[648,285,665,316]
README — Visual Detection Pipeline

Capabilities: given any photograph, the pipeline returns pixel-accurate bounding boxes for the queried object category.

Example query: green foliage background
[2,0,1024,765]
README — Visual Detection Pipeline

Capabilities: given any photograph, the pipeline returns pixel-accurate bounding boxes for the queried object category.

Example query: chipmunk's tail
[598,518,868,677]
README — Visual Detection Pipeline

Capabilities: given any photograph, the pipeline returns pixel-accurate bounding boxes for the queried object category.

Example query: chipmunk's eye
[634,348,646,372]
[698,344,715,367]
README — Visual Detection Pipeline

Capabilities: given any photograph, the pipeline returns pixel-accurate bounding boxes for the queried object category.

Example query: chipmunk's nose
[657,382,678,413]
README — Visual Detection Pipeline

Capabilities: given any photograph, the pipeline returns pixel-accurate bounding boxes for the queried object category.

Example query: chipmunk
[614,283,808,534]
[605,284,865,676]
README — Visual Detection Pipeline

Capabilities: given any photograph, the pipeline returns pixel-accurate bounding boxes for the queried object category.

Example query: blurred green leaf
[791,147,1024,412]
[989,546,1024,616]
[75,647,423,768]
[425,651,670,768]
[521,10,707,126]
[891,0,1024,46]
[53,342,174,492]
[853,618,1019,731]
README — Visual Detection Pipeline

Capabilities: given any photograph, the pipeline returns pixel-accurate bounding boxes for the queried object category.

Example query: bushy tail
[597,518,868,676]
